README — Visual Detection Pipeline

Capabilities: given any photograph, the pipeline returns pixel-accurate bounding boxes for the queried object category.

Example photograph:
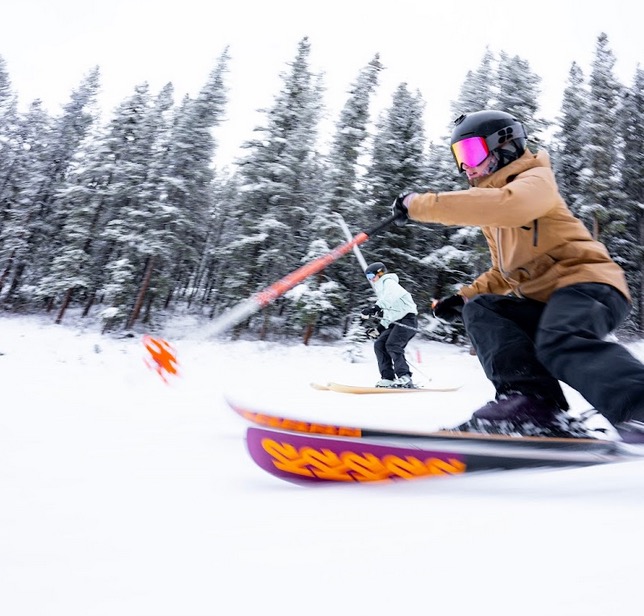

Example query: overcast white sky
[1,0,641,165]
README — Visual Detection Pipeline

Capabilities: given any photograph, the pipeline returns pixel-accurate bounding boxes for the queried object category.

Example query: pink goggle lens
[451,136,490,171]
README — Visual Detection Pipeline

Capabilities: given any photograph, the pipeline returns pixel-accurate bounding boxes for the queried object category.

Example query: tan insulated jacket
[407,149,631,303]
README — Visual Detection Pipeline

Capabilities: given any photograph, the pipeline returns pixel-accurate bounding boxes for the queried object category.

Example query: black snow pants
[374,313,417,380]
[462,282,644,425]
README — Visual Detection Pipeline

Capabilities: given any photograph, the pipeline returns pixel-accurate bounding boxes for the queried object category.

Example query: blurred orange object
[142,335,179,383]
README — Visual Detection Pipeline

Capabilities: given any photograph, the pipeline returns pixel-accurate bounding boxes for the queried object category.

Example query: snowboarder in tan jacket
[392,109,644,442]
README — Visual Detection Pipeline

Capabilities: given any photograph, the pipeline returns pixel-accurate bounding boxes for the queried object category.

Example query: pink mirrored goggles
[451,136,491,171]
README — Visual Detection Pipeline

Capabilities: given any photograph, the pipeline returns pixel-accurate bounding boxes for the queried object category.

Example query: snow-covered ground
[2,313,644,616]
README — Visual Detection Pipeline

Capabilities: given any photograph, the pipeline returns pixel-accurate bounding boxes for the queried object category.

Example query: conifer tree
[314,54,384,334]
[94,83,160,329]
[577,33,623,241]
[361,83,434,312]
[1,69,100,308]
[0,56,19,242]
[223,37,324,338]
[496,52,548,149]
[0,101,53,304]
[553,62,589,213]
[160,49,230,315]
[191,171,241,312]
[94,50,229,330]
[450,47,495,118]
[618,67,644,332]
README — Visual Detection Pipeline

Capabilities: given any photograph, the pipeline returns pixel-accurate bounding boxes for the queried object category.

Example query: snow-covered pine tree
[157,49,230,322]
[450,47,495,118]
[1,69,101,309]
[436,48,502,301]
[95,83,160,330]
[577,33,623,242]
[552,62,589,215]
[495,51,548,150]
[31,68,101,307]
[0,56,19,249]
[0,101,53,305]
[284,238,343,344]
[362,83,430,303]
[186,170,239,312]
[222,37,324,339]
[314,54,384,335]
[616,67,644,333]
[90,49,229,331]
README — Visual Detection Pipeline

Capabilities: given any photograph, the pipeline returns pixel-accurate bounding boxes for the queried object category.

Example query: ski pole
[376,317,425,334]
[333,212,371,279]
[366,314,425,334]
[405,355,434,384]
[205,210,405,337]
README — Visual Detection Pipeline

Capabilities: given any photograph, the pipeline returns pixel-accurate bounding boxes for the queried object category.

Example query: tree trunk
[302,316,317,346]
[143,293,154,324]
[5,261,26,303]
[55,288,75,324]
[260,310,270,341]
[126,255,155,329]
[82,291,96,317]
[0,249,15,294]
[163,287,174,310]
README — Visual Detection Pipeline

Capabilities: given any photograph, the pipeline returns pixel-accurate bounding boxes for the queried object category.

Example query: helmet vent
[497,127,514,144]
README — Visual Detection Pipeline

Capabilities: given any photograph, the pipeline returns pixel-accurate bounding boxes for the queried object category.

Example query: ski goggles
[451,122,527,172]
[366,272,377,280]
[451,136,491,171]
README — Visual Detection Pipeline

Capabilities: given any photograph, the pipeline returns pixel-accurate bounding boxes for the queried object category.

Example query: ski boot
[375,378,395,388]
[392,374,414,389]
[451,393,595,438]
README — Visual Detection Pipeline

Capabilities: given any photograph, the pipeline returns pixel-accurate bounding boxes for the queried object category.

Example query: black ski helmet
[365,262,387,279]
[450,110,527,174]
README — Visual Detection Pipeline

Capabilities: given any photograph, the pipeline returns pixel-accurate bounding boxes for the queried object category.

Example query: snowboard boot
[451,393,594,438]
[392,374,414,389]
[375,378,395,388]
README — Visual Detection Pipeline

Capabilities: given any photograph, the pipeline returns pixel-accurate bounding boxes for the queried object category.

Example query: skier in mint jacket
[361,262,418,388]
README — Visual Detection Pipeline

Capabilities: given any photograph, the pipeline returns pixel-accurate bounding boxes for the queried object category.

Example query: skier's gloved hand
[391,193,417,227]
[432,294,465,322]
[361,304,383,320]
[366,327,380,340]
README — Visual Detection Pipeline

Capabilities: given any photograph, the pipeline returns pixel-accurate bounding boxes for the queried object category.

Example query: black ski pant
[462,283,644,425]
[374,313,417,380]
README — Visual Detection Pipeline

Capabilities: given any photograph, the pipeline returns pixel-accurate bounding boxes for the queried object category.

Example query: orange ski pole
[205,211,405,337]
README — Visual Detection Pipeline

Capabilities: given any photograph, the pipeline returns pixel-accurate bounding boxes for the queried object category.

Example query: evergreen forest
[0,33,642,344]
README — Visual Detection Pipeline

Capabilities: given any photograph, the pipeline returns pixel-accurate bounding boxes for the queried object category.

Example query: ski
[245,426,624,484]
[228,397,601,442]
[310,381,462,394]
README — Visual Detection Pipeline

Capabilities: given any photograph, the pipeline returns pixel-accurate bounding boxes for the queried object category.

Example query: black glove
[432,294,465,322]
[366,327,380,340]
[361,304,383,320]
[391,193,412,227]
[366,323,385,339]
